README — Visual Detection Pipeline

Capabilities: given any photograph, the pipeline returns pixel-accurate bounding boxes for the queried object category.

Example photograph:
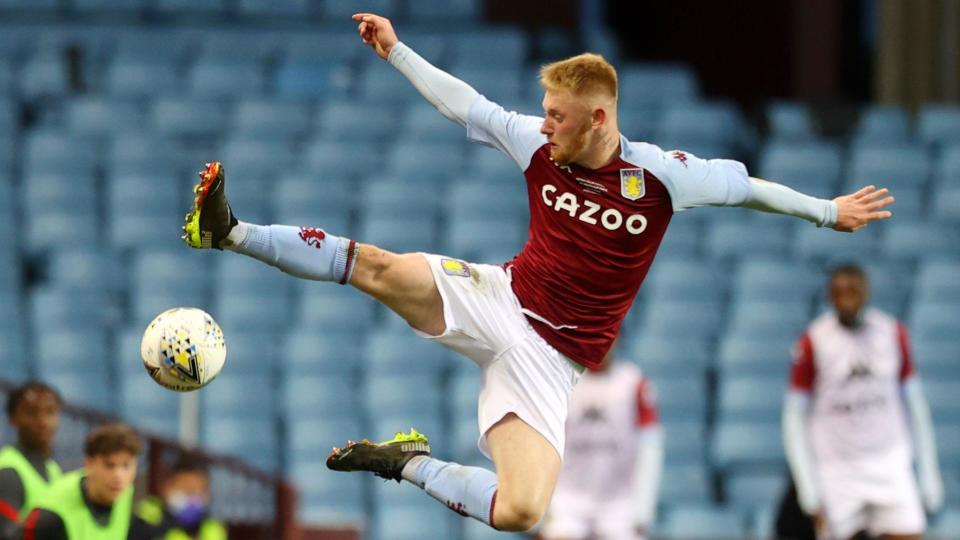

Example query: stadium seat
[659,462,712,505]
[151,98,228,138]
[444,181,529,221]
[913,337,960,378]
[653,376,709,423]
[915,260,960,302]
[202,373,276,419]
[65,97,144,136]
[273,61,351,99]
[918,104,960,147]
[29,287,121,331]
[848,144,931,191]
[360,178,443,216]
[732,258,820,303]
[617,63,699,108]
[303,140,382,178]
[364,329,450,376]
[23,172,99,251]
[296,284,378,333]
[368,499,457,540]
[19,53,69,99]
[0,330,28,383]
[43,247,122,293]
[186,59,265,97]
[639,298,723,340]
[72,0,144,12]
[282,328,363,377]
[118,374,181,437]
[933,183,960,223]
[319,0,395,21]
[286,417,363,465]
[363,374,443,420]
[447,30,527,69]
[357,214,438,254]
[280,374,358,419]
[290,461,366,526]
[716,375,785,423]
[442,216,526,261]
[929,508,960,540]
[756,141,843,199]
[35,329,109,379]
[395,102,469,144]
[622,334,712,379]
[214,255,293,331]
[935,422,960,468]
[232,98,313,138]
[923,379,960,421]
[716,335,795,378]
[108,172,183,249]
[108,134,182,175]
[237,0,308,17]
[792,221,880,264]
[23,131,99,175]
[154,0,224,13]
[881,221,960,260]
[202,418,279,471]
[43,372,114,412]
[938,143,960,182]
[317,100,396,143]
[357,63,424,104]
[657,102,746,148]
[385,141,467,184]
[765,102,814,141]
[643,257,729,303]
[724,470,787,511]
[221,137,299,178]
[656,216,702,258]
[131,250,215,323]
[726,299,811,339]
[711,421,784,472]
[105,57,179,97]
[853,105,910,144]
[272,173,354,218]
[659,504,746,539]
[704,221,791,260]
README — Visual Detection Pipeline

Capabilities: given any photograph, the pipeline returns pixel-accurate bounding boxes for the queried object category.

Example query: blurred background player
[0,382,63,537]
[541,340,662,540]
[136,453,226,540]
[21,423,160,540]
[783,264,943,540]
[182,10,893,533]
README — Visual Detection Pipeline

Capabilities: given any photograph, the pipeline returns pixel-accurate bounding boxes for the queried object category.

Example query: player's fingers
[850,185,876,199]
[860,187,889,202]
[866,195,895,211]
[352,12,374,21]
[867,210,893,221]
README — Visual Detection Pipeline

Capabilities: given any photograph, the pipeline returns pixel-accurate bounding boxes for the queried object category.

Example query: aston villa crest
[620,168,645,200]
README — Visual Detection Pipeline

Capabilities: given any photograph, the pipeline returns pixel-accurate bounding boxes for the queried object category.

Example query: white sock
[401,456,499,528]
[223,221,359,284]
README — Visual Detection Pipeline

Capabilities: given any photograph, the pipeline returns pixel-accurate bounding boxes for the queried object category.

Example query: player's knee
[493,498,545,532]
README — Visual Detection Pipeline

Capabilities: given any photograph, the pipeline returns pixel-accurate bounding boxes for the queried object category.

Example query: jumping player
[784,264,942,540]
[541,343,662,540]
[180,14,895,532]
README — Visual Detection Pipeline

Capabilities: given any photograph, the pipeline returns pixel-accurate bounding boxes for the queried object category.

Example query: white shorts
[542,492,640,540]
[819,464,926,539]
[415,253,583,460]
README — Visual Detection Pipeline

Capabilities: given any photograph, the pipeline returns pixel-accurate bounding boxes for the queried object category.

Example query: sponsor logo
[620,168,646,200]
[541,184,648,235]
[672,151,688,167]
[441,259,471,278]
[299,227,326,248]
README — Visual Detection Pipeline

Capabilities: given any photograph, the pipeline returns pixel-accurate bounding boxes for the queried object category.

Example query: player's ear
[591,106,606,129]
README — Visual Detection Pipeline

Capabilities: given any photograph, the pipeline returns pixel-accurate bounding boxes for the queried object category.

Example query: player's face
[11,390,60,455]
[163,471,210,504]
[540,90,592,166]
[84,451,138,505]
[829,273,869,326]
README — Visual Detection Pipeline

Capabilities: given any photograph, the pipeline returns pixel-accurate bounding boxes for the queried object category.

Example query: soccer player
[783,264,943,540]
[20,423,160,540]
[541,342,662,540]
[136,454,227,540]
[180,13,894,531]
[0,382,63,537]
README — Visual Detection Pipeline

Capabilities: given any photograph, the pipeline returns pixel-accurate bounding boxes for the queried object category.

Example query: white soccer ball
[140,307,227,392]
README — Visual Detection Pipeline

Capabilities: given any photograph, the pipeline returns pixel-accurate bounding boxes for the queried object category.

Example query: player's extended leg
[182,162,445,335]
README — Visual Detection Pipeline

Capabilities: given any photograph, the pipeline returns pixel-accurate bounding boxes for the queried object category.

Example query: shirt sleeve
[789,334,816,391]
[22,509,68,540]
[0,469,24,521]
[635,378,660,428]
[656,148,753,211]
[466,96,546,172]
[897,322,916,381]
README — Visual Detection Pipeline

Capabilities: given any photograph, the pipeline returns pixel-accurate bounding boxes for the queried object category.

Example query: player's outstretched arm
[352,13,480,127]
[743,178,893,232]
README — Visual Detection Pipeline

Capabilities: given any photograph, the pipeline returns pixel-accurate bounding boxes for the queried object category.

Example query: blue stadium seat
[237,0,308,17]
[716,335,794,378]
[704,221,791,260]
[938,144,960,182]
[639,298,723,340]
[0,330,28,383]
[360,178,443,216]
[202,418,279,471]
[319,0,395,20]
[297,284,378,333]
[272,174,354,221]
[397,103,469,144]
[657,102,746,147]
[108,172,183,250]
[0,61,12,96]
[365,329,449,376]
[442,216,526,261]
[659,462,712,505]
[450,371,481,419]
[44,247,120,293]
[657,217,702,258]
[151,98,227,138]
[456,67,525,104]
[108,134,182,175]
[716,375,785,423]
[317,100,396,143]
[765,102,814,141]
[357,64,424,104]
[105,58,179,97]
[918,105,960,147]
[286,417,363,465]
[363,374,443,419]
[155,0,224,13]
[622,334,712,379]
[662,423,706,466]
[444,181,528,221]
[233,98,313,139]
[29,287,120,331]
[24,131,99,175]
[732,258,820,303]
[23,172,98,251]
[221,137,298,178]
[447,30,526,69]
[357,214,437,254]
[385,141,467,184]
[273,61,351,98]
[118,374,181,437]
[303,141,382,177]
[35,329,109,379]
[915,260,960,302]
[659,504,746,540]
[793,221,880,263]
[282,328,363,377]
[848,144,931,191]
[929,508,960,539]
[935,422,960,468]
[65,97,143,136]
[289,461,366,526]
[186,59,265,97]
[0,97,15,133]
[202,374,276,419]
[114,328,147,377]
[368,500,457,540]
[43,372,114,412]
[756,141,843,199]
[653,376,708,423]
[617,63,699,108]
[643,257,729,302]
[281,32,359,64]
[218,331,280,377]
[280,374,359,418]
[711,421,784,472]
[881,221,960,260]
[913,337,960,378]
[922,379,960,421]
[451,415,485,465]
[727,299,811,339]
[407,0,479,21]
[214,255,293,330]
[724,470,787,511]
[933,183,960,222]
[853,106,910,144]
[130,250,215,323]
[73,0,144,12]
[19,53,69,99]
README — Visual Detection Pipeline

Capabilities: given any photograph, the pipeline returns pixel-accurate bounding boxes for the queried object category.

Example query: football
[140,307,227,392]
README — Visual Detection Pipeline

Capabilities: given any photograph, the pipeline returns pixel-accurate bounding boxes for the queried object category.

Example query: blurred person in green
[137,454,226,540]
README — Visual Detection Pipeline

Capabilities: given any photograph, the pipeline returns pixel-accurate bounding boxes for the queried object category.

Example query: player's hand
[831,185,894,232]
[352,13,399,60]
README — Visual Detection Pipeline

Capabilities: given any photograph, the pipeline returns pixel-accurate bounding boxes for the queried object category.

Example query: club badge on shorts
[620,168,645,201]
[441,258,471,278]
